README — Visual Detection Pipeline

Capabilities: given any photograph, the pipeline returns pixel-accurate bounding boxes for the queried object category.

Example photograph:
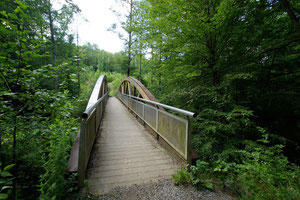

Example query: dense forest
[1,0,299,199]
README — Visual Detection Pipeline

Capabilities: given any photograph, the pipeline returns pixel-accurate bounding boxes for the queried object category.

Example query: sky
[71,0,125,53]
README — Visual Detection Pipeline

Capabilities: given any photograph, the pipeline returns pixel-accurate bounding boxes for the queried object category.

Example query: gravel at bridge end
[88,178,232,200]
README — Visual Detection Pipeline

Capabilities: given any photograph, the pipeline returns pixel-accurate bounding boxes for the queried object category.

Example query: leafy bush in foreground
[173,138,300,199]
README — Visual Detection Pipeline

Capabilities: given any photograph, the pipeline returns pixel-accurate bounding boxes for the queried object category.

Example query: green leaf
[0,193,8,200]
[16,0,28,10]
[1,11,7,18]
[3,164,14,171]
[0,172,12,177]
[14,7,20,13]
[1,186,12,191]
[201,182,214,190]
[1,92,15,96]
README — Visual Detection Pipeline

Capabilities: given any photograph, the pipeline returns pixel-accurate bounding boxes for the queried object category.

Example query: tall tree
[110,0,138,76]
[134,0,300,162]
[43,0,80,90]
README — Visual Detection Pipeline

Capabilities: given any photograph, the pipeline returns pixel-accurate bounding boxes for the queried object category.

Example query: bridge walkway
[86,97,180,194]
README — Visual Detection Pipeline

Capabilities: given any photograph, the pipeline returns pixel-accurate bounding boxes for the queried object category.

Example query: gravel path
[87,178,232,200]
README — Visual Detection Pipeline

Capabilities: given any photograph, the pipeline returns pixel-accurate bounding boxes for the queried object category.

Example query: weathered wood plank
[86,97,180,195]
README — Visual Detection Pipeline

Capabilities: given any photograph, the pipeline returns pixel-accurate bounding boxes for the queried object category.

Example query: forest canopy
[0,0,300,199]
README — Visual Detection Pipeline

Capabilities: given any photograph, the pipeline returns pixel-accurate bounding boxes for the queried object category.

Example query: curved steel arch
[119,77,159,102]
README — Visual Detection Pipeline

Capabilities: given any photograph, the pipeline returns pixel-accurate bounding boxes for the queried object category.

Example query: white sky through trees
[70,0,124,53]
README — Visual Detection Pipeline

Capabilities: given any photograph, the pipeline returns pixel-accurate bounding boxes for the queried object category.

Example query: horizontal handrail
[82,92,108,119]
[86,75,106,109]
[117,92,193,163]
[119,93,196,117]
[68,74,108,188]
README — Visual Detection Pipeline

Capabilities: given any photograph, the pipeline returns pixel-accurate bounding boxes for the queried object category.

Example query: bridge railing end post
[186,116,192,165]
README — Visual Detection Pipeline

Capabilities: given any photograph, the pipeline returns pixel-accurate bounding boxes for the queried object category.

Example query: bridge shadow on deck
[86,97,181,195]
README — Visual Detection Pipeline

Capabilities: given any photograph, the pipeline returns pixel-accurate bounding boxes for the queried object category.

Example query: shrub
[39,92,78,200]
[173,136,300,199]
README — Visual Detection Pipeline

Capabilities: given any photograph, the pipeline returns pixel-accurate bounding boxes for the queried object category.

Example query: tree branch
[281,0,300,36]
[281,0,299,24]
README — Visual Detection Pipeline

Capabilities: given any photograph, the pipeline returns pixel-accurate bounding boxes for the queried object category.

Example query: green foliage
[172,166,193,185]
[1,0,299,199]
[139,0,300,199]
[234,141,300,199]
[172,164,216,191]
[104,72,126,96]
[191,104,257,162]
[173,140,300,199]
[0,0,83,199]
[80,43,127,74]
[73,68,126,117]
[39,92,78,200]
[0,164,14,200]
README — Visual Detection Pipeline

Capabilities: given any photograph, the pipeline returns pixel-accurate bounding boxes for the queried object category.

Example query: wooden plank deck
[86,97,180,195]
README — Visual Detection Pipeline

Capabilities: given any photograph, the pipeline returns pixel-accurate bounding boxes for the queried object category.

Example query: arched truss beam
[119,77,159,102]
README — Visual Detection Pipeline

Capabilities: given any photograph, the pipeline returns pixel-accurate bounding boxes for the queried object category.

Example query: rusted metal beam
[119,77,159,102]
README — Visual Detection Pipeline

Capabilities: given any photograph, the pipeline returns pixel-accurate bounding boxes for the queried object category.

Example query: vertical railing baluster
[142,103,145,120]
[78,119,86,187]
[155,109,158,132]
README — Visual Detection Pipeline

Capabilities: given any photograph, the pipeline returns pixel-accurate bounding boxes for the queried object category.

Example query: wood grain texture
[86,97,180,195]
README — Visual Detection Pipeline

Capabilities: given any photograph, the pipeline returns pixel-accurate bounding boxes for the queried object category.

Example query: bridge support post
[186,117,192,165]
[155,109,160,140]
[78,119,86,187]
[155,109,158,132]
[142,104,145,125]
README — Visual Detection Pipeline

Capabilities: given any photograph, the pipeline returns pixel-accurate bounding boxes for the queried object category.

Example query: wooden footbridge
[67,75,195,194]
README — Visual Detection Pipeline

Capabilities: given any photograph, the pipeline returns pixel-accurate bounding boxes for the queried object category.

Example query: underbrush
[1,90,79,199]
[173,139,300,199]
[104,72,126,96]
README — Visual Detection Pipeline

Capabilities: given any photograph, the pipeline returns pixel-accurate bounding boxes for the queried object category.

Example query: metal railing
[67,74,108,187]
[117,92,195,163]
[78,92,108,186]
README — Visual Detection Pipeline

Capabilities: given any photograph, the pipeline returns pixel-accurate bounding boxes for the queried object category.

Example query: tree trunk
[127,0,133,77]
[205,0,219,87]
[139,54,142,81]
[281,0,300,36]
[47,0,57,89]
[76,23,80,96]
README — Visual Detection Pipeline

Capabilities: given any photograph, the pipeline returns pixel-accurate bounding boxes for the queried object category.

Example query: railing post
[136,99,138,115]
[78,119,87,187]
[129,95,131,110]
[95,107,97,136]
[142,103,145,120]
[100,97,103,120]
[186,116,192,165]
[155,109,158,132]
